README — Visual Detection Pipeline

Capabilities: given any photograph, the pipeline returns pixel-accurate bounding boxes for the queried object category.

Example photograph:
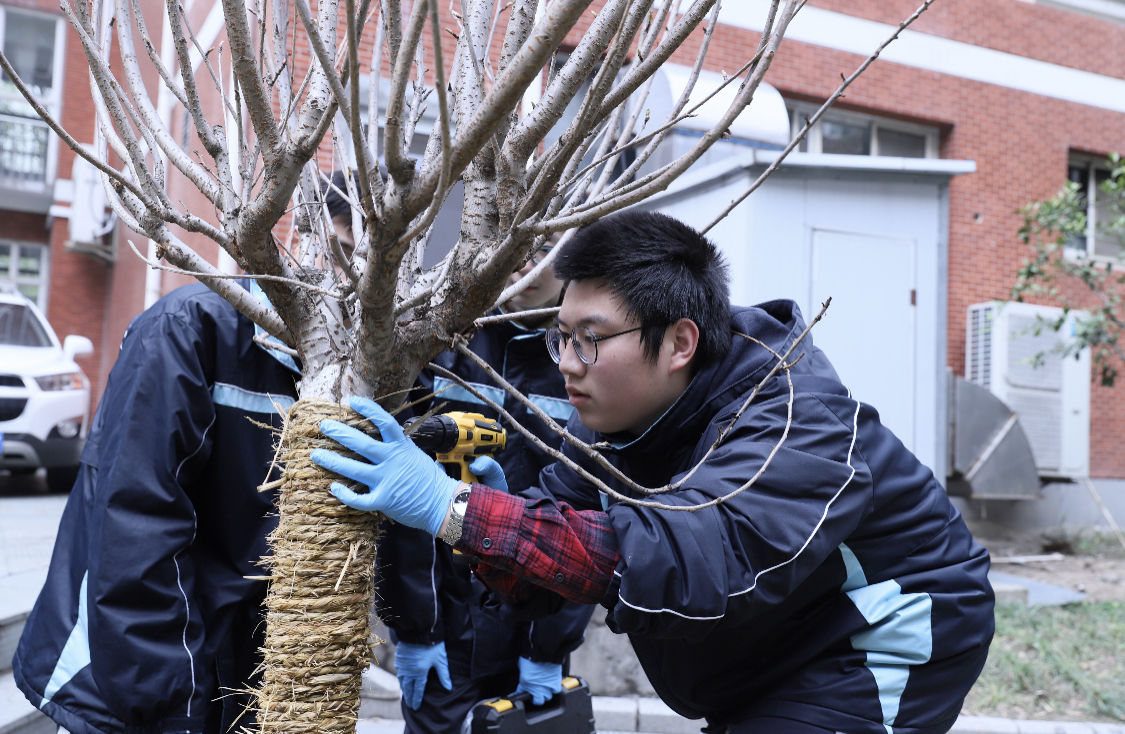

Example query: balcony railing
[0,110,50,192]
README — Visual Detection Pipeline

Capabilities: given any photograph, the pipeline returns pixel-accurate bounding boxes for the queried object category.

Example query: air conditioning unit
[966,302,1090,478]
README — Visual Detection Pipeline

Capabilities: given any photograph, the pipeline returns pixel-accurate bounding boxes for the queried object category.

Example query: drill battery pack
[465,676,595,734]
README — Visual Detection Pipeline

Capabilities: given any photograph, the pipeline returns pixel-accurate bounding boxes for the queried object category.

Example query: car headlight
[35,371,86,391]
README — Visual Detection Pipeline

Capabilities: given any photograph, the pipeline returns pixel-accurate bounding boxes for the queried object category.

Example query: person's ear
[666,318,699,374]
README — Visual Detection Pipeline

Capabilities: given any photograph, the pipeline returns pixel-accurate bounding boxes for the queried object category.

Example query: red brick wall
[808,0,1125,77]
[3,211,49,243]
[48,12,112,410]
[30,0,1125,475]
[700,2,1125,475]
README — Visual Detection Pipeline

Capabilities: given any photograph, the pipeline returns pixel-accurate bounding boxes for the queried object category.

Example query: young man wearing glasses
[313,210,995,734]
[374,234,595,733]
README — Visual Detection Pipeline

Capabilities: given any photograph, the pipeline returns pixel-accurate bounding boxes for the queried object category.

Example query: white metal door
[810,229,917,448]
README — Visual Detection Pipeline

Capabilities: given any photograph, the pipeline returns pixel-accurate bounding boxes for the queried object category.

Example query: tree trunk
[255,398,382,732]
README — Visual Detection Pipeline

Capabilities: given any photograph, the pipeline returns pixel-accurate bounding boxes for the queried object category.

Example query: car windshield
[0,302,52,347]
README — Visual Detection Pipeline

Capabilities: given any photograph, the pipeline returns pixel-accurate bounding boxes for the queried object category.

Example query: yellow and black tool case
[465,676,595,734]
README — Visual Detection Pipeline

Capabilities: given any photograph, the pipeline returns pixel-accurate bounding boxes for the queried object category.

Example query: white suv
[0,288,94,492]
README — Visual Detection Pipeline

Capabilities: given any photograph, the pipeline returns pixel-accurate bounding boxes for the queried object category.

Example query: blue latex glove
[311,396,459,536]
[468,455,508,492]
[394,641,453,710]
[514,657,563,706]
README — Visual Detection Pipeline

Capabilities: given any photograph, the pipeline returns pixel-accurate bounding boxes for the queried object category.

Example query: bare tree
[0,0,935,729]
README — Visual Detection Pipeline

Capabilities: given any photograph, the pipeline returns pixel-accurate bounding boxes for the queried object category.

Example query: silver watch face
[452,489,471,514]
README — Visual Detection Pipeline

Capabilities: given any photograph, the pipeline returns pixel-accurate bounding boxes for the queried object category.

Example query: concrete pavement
[357,664,1125,733]
[3,484,1123,734]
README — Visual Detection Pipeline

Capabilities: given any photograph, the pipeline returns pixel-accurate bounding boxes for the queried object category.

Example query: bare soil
[982,531,1125,603]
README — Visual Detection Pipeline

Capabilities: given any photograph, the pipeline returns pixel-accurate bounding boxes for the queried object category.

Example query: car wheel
[46,466,79,493]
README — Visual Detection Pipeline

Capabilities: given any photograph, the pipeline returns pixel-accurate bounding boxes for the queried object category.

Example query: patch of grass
[963,601,1125,722]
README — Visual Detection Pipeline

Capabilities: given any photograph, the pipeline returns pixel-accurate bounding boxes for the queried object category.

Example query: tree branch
[541,1,799,231]
[221,0,282,165]
[383,0,428,184]
[406,0,590,213]
[504,0,632,175]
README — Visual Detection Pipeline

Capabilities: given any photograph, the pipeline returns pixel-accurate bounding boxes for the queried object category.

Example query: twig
[492,231,571,310]
[253,333,301,358]
[220,0,281,165]
[395,0,455,248]
[1082,477,1125,552]
[446,335,793,510]
[126,239,347,299]
[382,0,427,183]
[0,49,147,205]
[474,306,560,327]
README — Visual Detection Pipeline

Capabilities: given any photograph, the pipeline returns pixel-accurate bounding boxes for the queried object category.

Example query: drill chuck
[405,414,461,454]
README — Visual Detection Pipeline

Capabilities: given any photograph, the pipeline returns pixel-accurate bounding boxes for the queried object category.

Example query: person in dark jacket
[377,236,595,733]
[12,281,299,733]
[311,210,996,734]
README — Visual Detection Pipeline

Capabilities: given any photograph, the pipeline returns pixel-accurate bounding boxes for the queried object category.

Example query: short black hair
[323,170,356,221]
[553,210,731,365]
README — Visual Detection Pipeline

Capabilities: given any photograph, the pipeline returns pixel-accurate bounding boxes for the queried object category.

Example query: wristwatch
[439,483,472,545]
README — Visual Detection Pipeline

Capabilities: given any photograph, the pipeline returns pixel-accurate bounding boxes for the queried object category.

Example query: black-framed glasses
[545,325,643,365]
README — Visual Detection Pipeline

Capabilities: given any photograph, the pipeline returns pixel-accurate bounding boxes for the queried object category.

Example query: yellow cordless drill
[405,411,507,481]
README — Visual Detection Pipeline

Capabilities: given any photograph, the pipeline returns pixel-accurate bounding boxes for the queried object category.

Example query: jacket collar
[250,280,302,375]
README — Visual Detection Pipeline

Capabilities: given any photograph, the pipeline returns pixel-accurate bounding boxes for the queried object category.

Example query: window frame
[1064,154,1125,263]
[785,101,940,159]
[0,6,66,194]
[0,240,51,310]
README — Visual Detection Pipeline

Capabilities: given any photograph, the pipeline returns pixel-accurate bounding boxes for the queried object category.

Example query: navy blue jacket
[535,301,994,733]
[13,283,299,734]
[376,315,592,678]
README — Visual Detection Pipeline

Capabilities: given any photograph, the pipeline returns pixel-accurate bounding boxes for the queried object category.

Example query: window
[786,102,937,159]
[0,8,63,192]
[1067,157,1124,260]
[0,241,49,308]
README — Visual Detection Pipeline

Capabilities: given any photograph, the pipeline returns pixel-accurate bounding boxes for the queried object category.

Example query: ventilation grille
[967,303,993,388]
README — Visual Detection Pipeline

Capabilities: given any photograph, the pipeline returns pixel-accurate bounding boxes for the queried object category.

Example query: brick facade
[15,0,1125,476]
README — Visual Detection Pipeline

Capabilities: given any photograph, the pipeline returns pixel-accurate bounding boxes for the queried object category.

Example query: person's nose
[557,337,587,378]
[516,258,536,276]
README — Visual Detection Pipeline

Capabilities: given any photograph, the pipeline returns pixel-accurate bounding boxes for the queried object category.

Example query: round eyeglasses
[545,325,643,365]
